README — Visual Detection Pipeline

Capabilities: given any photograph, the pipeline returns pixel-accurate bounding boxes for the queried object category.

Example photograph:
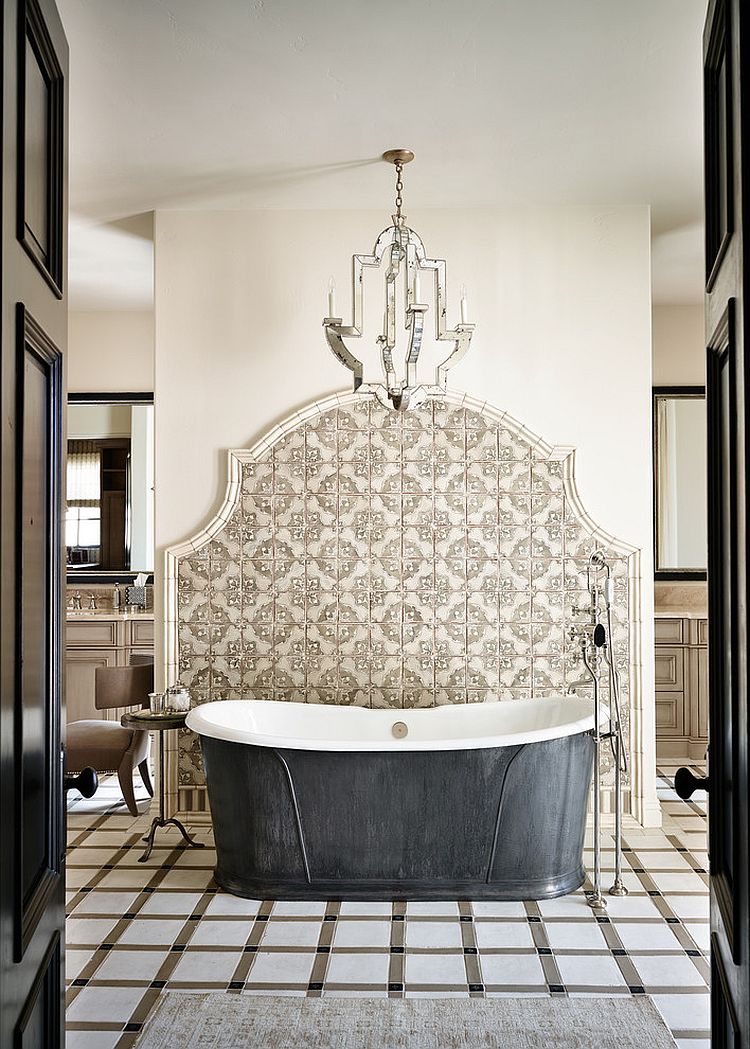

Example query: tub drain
[392,721,408,739]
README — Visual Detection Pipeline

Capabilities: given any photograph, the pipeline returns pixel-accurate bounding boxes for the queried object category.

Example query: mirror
[653,386,707,580]
[66,394,154,580]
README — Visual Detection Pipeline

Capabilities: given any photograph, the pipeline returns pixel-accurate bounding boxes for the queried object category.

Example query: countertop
[654,609,707,620]
[66,610,153,621]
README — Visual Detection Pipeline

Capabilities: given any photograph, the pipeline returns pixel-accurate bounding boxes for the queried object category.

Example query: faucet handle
[88,593,97,610]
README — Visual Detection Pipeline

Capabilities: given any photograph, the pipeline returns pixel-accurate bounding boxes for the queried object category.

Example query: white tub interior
[185,696,598,752]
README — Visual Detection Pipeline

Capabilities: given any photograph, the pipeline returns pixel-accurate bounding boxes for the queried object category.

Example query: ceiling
[60,0,706,311]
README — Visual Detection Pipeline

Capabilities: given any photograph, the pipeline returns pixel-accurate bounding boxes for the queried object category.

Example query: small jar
[166,685,190,713]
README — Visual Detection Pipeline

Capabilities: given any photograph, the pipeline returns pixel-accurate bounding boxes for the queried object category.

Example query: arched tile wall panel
[166,392,640,799]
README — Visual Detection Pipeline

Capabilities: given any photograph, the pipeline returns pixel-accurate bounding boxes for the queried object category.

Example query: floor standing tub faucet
[568,550,629,910]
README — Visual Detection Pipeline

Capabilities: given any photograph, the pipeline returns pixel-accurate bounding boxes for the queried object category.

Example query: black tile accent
[612,948,627,957]
[648,890,661,897]
[323,915,337,922]
[170,945,185,953]
[143,887,155,894]
[596,916,610,924]
[244,945,258,953]
[632,868,645,874]
[390,946,404,954]
[228,981,244,990]
[629,985,646,995]
[256,915,268,922]
[123,912,137,920]
[71,979,88,987]
[463,947,477,955]
[527,916,541,923]
[189,913,202,921]
[308,982,324,991]
[317,946,330,954]
[124,1023,143,1033]
[469,984,484,992]
[460,915,473,923]
[392,915,404,922]
[686,949,702,957]
[537,948,552,956]
[666,917,680,924]
[103,864,114,870]
[100,944,114,951]
[150,980,166,989]
[80,887,92,894]
[388,983,404,992]
[695,868,707,874]
[549,984,566,994]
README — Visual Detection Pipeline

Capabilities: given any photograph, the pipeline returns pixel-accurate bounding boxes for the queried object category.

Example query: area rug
[134,993,676,1047]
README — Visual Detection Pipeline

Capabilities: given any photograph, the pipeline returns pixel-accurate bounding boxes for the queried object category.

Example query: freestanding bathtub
[186,697,595,901]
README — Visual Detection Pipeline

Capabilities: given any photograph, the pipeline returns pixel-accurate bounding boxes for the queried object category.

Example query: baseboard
[656,738,709,762]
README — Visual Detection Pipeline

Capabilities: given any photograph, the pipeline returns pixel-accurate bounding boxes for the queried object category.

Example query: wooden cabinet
[655,615,708,759]
[65,616,154,723]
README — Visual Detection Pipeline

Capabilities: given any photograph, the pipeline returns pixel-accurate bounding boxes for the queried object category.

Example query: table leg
[138,728,205,862]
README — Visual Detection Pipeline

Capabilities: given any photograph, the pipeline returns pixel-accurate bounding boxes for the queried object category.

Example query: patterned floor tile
[64,765,711,1045]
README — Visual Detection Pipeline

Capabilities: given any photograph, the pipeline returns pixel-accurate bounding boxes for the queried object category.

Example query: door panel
[1,1,68,1047]
[703,0,750,1044]
[16,307,63,961]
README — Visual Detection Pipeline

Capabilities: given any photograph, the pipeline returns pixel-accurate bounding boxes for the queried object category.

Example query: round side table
[121,710,205,862]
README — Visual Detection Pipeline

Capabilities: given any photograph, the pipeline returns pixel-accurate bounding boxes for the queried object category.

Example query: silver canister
[148,691,165,715]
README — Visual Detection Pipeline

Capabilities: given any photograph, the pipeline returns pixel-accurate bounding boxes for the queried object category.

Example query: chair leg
[139,758,154,797]
[118,763,140,817]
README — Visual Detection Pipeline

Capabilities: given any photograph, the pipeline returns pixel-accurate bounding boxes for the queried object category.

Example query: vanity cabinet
[65,616,154,724]
[654,615,708,759]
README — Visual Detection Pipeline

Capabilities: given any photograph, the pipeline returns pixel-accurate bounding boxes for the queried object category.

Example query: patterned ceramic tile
[174,397,632,786]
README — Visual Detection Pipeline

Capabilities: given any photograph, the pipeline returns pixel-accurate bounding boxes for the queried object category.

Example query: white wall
[68,310,154,392]
[154,205,658,823]
[68,403,131,438]
[652,304,704,386]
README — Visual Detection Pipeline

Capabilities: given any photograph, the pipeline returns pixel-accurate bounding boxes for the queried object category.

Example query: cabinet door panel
[655,617,685,644]
[66,620,118,648]
[130,620,154,645]
[654,646,685,690]
[656,692,685,735]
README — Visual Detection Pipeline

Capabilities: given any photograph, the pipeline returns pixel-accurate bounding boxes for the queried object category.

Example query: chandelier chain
[394,161,404,224]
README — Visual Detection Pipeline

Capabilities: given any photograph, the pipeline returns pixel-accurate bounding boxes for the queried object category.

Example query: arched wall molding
[163,389,651,825]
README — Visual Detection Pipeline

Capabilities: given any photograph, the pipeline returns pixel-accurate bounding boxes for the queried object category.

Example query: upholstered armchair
[66,661,154,816]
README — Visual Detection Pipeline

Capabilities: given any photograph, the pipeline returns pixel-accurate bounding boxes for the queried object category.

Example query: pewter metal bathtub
[186,697,595,900]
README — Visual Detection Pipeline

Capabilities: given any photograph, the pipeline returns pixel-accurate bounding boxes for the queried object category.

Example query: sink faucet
[70,591,82,611]
[88,593,97,610]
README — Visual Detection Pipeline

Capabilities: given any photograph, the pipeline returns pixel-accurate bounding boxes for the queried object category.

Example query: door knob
[64,767,98,798]
[674,767,710,800]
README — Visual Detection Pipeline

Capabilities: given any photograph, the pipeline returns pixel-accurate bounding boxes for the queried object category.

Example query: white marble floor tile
[333,920,392,949]
[169,950,243,983]
[404,952,467,985]
[245,951,315,984]
[66,985,147,1024]
[261,920,322,947]
[405,920,464,949]
[95,949,168,982]
[473,921,535,949]
[325,952,391,984]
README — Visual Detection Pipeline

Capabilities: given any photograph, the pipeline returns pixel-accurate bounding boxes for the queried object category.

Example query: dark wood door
[0,1,68,1047]
[703,0,750,1044]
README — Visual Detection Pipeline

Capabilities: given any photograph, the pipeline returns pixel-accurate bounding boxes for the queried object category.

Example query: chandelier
[323,149,475,412]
